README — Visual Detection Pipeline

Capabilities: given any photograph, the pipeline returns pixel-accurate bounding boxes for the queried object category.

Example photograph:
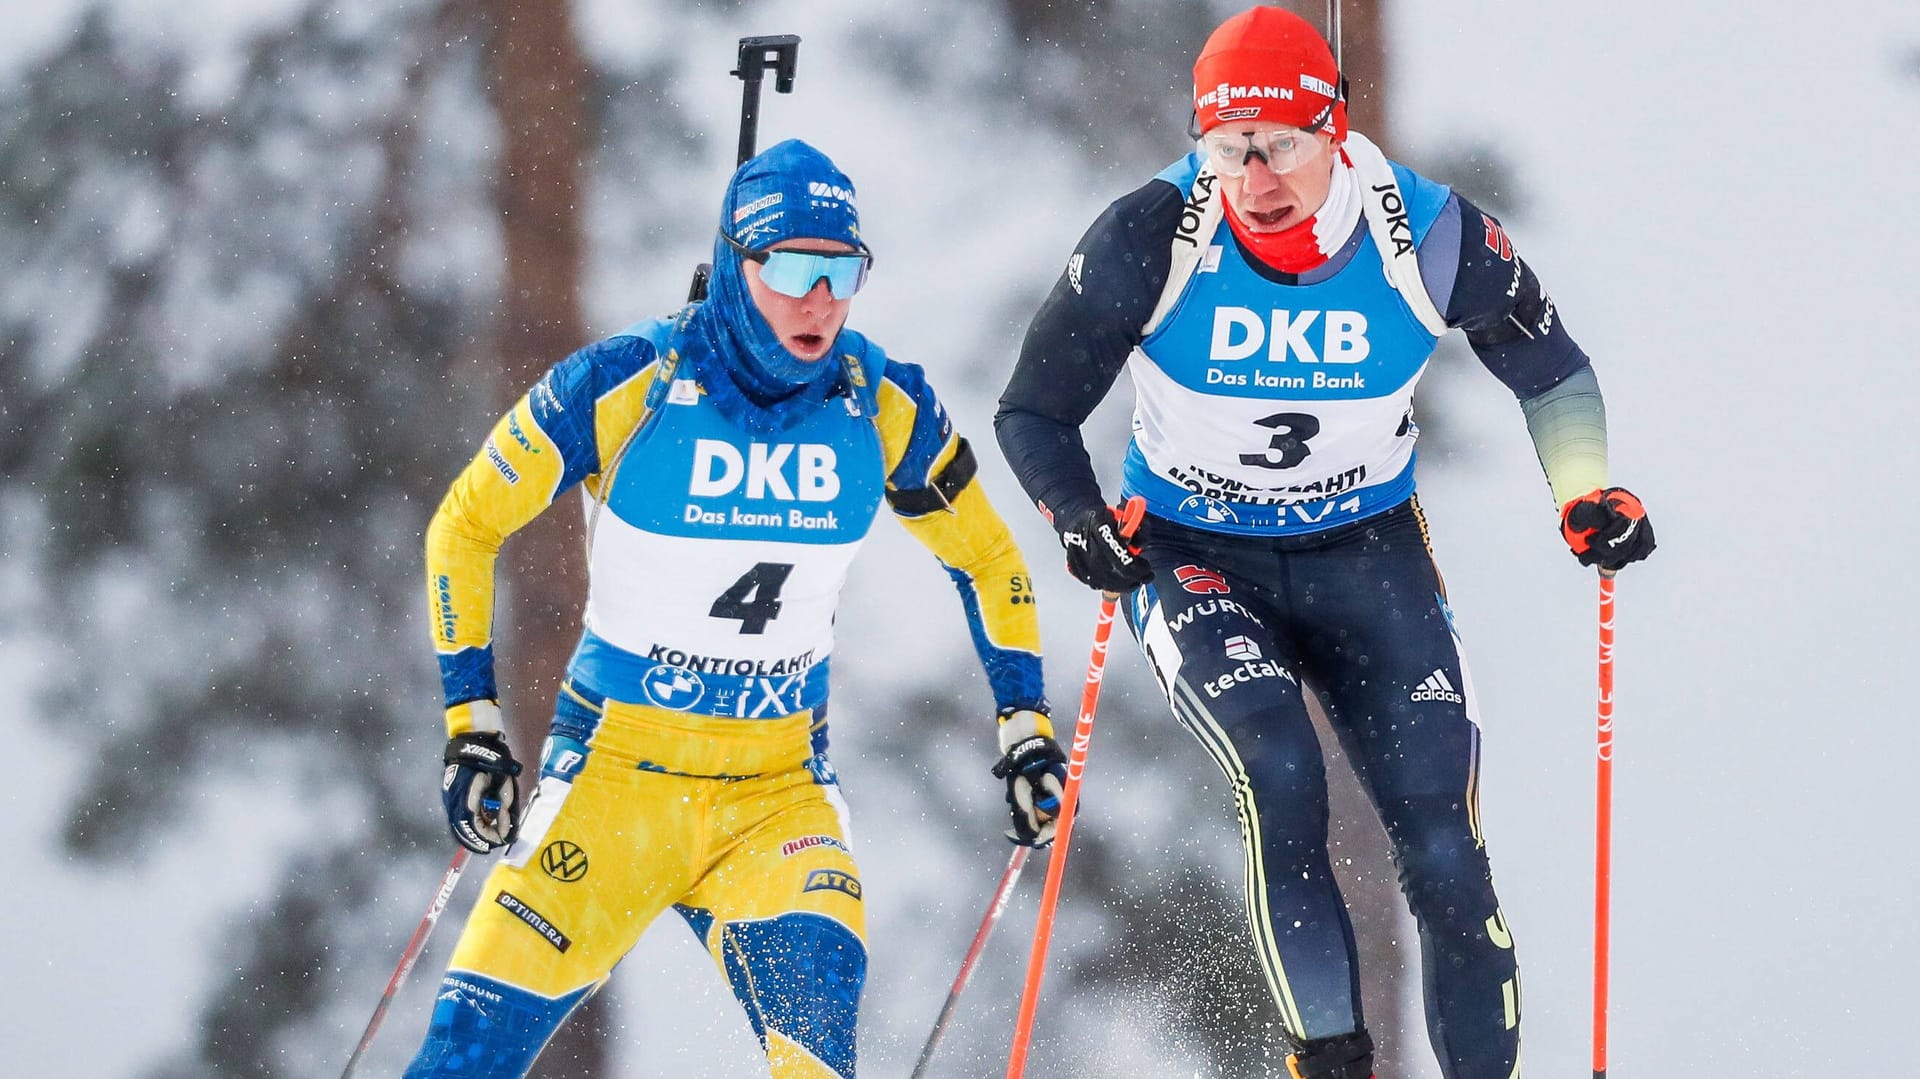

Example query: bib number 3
[710,562,794,635]
[1238,412,1321,470]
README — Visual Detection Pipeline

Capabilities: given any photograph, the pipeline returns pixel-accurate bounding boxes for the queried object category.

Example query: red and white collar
[1223,150,1360,274]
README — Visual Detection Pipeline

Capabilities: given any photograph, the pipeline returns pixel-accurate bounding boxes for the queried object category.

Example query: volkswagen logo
[540,840,588,883]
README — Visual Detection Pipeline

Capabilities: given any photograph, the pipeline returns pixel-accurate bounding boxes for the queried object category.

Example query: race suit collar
[1223,149,1360,274]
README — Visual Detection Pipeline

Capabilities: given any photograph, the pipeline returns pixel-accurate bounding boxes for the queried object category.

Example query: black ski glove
[1056,504,1152,594]
[1560,486,1656,572]
[993,709,1068,847]
[442,730,524,854]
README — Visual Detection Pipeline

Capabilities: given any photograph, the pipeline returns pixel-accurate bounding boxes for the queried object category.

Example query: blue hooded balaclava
[691,139,866,432]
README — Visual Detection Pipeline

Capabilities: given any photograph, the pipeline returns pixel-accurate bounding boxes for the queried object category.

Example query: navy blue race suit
[996,147,1604,1079]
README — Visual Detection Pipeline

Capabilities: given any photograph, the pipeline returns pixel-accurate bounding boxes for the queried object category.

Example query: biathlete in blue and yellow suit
[406,140,1068,1079]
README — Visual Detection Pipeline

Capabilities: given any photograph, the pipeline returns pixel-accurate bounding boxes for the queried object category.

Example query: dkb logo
[541,840,589,883]
[689,439,840,502]
[1209,307,1370,364]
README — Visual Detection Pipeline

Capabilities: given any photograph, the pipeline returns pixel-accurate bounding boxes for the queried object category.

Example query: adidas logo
[1410,668,1463,704]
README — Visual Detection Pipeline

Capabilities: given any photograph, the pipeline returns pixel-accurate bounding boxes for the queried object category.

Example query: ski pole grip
[1098,496,1148,601]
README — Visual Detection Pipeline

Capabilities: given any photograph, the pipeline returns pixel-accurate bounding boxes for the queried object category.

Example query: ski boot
[1285,1030,1375,1079]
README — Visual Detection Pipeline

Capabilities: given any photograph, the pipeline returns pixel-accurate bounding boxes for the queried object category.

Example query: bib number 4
[710,562,794,635]
[1238,411,1320,470]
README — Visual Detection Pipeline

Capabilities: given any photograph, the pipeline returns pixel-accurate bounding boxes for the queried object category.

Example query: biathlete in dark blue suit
[993,8,1655,1079]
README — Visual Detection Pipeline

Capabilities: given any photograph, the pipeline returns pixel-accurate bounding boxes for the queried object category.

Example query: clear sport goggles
[723,232,872,300]
[1199,126,1330,178]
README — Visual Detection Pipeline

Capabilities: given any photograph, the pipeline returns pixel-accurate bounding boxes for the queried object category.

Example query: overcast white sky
[6,2,1919,1077]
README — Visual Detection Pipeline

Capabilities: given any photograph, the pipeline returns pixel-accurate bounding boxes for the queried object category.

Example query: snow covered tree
[1,3,513,1073]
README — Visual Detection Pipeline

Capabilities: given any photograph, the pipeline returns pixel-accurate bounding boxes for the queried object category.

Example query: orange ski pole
[1593,570,1617,1078]
[1005,497,1143,1079]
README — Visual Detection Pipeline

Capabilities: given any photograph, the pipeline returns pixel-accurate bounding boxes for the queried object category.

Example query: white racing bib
[1122,149,1450,535]
[577,379,886,717]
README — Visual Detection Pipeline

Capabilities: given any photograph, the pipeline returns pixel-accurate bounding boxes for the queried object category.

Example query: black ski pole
[687,34,802,302]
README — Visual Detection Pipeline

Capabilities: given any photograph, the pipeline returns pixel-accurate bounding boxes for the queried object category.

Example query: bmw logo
[641,664,706,710]
[1178,494,1239,524]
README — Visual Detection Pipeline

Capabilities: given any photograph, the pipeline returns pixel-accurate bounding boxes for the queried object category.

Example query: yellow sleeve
[425,333,662,735]
[425,396,573,735]
[875,367,1050,727]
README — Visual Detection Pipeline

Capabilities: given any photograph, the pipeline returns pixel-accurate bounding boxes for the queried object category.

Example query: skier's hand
[993,709,1068,847]
[1056,504,1152,594]
[1560,487,1655,572]
[442,731,524,854]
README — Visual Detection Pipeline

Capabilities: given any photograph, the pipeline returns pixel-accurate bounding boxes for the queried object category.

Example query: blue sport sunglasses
[723,232,872,300]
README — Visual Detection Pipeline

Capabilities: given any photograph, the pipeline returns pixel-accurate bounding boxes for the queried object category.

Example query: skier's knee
[1388,800,1492,904]
[720,912,866,1079]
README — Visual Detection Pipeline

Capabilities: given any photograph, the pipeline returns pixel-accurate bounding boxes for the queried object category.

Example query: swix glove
[1560,487,1656,571]
[992,708,1068,847]
[1056,505,1152,594]
[442,731,524,854]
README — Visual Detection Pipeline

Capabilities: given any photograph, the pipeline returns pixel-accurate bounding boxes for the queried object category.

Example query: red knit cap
[1193,6,1346,139]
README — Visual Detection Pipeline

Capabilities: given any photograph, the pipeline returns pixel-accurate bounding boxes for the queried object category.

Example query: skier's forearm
[992,408,1108,523]
[893,474,1047,713]
[1520,364,1608,507]
[425,397,571,733]
[426,497,506,734]
[995,180,1171,524]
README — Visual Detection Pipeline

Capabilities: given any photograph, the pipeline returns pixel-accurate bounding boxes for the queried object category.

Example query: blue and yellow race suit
[408,309,1047,1079]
